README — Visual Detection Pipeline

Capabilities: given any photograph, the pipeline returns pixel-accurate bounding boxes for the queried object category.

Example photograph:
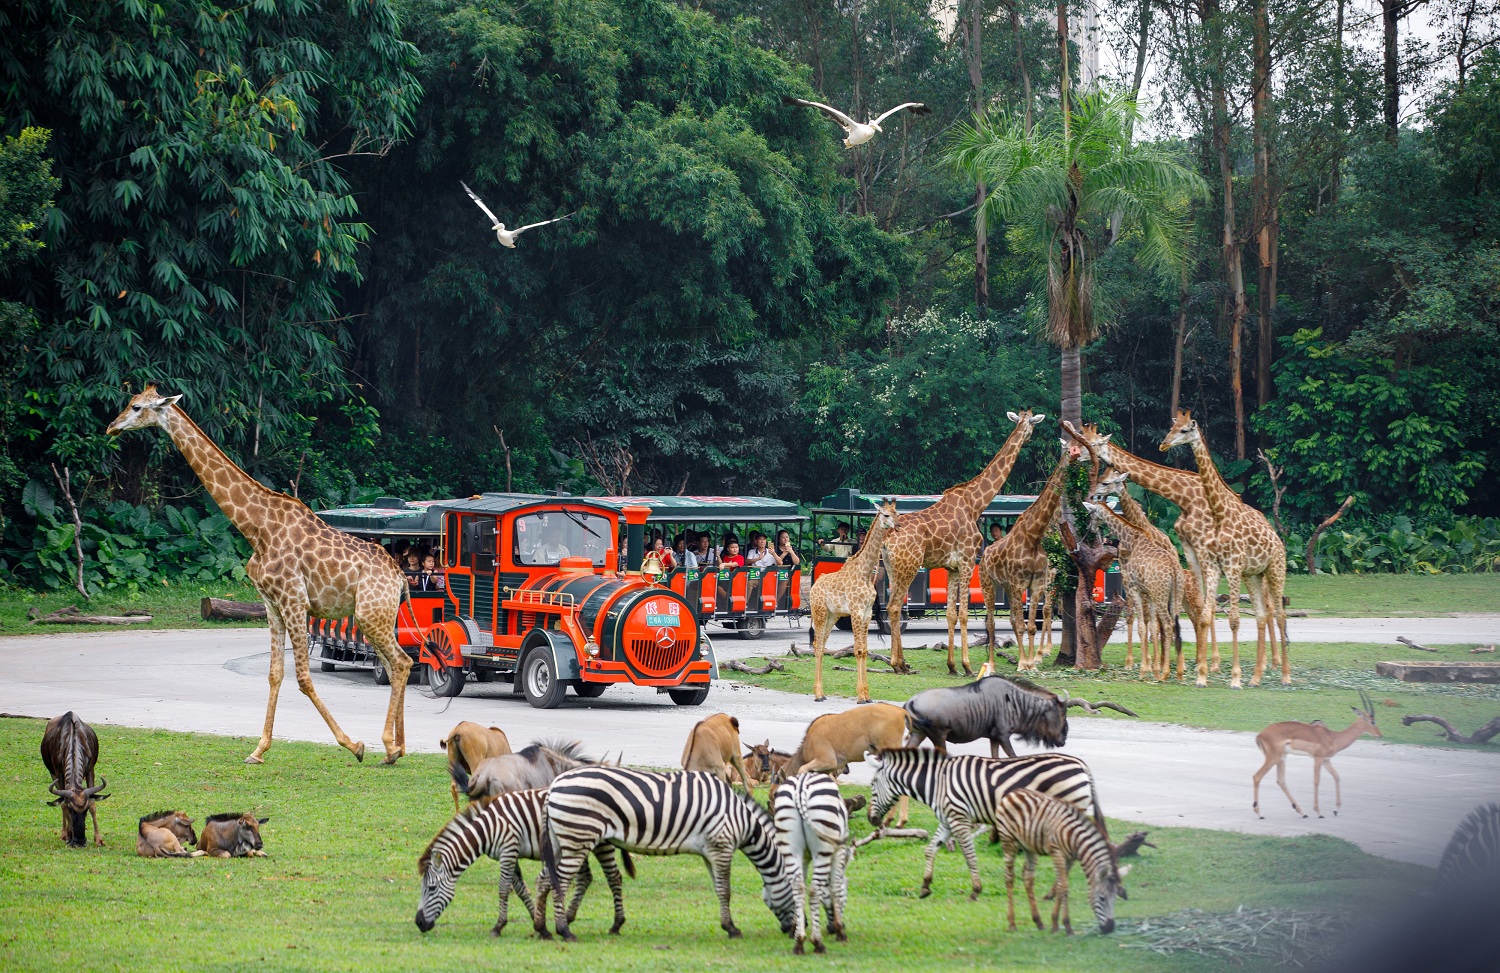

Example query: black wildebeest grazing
[903,676,1071,758]
[454,740,593,800]
[197,813,268,858]
[40,711,109,847]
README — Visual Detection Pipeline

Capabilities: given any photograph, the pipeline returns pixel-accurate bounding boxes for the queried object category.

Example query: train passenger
[650,537,678,571]
[719,532,740,560]
[774,529,801,567]
[413,554,446,592]
[819,522,856,558]
[672,534,688,565]
[685,534,717,570]
[720,540,745,568]
[745,534,778,569]
[402,551,422,579]
[987,522,1005,549]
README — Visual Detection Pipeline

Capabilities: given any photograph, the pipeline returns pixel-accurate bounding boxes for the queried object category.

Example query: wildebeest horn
[82,778,108,798]
[48,782,71,797]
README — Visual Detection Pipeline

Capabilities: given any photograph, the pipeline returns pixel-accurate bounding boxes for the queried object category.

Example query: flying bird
[781,96,930,148]
[461,181,575,249]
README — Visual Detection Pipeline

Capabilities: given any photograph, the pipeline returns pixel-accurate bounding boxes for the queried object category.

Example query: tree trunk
[1010,2,1033,133]
[1061,344,1083,432]
[1382,0,1401,144]
[1058,0,1071,140]
[1331,0,1347,204]
[1170,264,1189,417]
[967,0,987,313]
[201,597,269,621]
[1206,1,1248,460]
[1252,0,1278,426]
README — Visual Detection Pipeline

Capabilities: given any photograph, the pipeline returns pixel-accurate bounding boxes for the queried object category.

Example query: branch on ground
[1396,636,1441,653]
[1113,831,1157,857]
[1400,714,1500,745]
[723,658,785,675]
[1060,690,1138,717]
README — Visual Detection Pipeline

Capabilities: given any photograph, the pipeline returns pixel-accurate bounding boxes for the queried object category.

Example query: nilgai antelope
[40,711,109,847]
[137,811,203,858]
[903,675,1070,759]
[681,713,756,790]
[992,788,1129,935]
[197,813,268,857]
[455,740,591,800]
[541,767,799,942]
[1252,693,1381,818]
[784,704,909,825]
[441,722,513,811]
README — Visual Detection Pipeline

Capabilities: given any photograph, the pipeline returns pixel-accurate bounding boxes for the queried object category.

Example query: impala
[1252,692,1381,818]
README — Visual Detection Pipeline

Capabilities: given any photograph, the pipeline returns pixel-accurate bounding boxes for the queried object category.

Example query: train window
[514,510,613,566]
[445,515,459,567]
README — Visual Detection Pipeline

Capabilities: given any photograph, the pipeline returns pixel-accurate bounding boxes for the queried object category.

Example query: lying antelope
[137,811,204,858]
[198,813,269,857]
[1253,693,1381,818]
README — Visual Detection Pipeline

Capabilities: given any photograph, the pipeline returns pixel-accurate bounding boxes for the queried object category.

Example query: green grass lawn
[731,641,1500,748]
[0,719,1426,973]
[1282,572,1500,616]
[0,580,265,636]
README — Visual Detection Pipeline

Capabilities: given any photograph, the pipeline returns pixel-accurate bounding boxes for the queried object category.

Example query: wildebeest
[137,811,202,858]
[456,740,591,800]
[441,722,513,811]
[40,711,109,847]
[904,676,1069,759]
[784,704,909,825]
[681,713,755,790]
[197,813,268,858]
[744,740,795,786]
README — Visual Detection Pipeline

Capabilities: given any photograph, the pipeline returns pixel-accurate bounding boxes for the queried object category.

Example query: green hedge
[1288,515,1500,574]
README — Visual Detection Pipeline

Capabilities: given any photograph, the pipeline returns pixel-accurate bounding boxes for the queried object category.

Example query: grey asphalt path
[2,626,1497,868]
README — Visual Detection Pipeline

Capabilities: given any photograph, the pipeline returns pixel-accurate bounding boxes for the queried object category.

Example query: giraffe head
[1063,421,1115,466]
[106,384,182,436]
[874,498,899,532]
[1005,410,1047,444]
[1158,410,1201,453]
[1090,469,1129,502]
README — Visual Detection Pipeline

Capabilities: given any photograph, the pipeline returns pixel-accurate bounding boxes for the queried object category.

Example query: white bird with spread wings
[781,96,930,148]
[461,181,576,249]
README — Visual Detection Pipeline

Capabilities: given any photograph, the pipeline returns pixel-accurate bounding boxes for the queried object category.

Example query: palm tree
[948,92,1206,429]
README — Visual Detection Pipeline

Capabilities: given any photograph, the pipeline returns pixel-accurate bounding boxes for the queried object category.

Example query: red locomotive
[310,493,715,708]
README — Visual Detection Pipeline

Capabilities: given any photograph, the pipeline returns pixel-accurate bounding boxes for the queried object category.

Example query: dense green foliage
[3,0,1500,588]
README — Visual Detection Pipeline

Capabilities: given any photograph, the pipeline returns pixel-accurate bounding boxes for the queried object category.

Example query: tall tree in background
[1251,0,1278,424]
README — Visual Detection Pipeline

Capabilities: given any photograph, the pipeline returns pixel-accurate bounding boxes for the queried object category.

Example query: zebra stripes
[542,767,798,941]
[992,788,1127,935]
[415,788,630,937]
[868,748,1109,899]
[772,772,850,954]
[1439,801,1500,889]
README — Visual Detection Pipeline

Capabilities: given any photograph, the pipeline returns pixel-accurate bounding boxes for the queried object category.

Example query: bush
[1288,515,1500,574]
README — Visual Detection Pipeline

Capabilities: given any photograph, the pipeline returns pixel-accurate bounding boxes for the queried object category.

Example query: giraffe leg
[1023,585,1039,670]
[852,608,871,704]
[359,595,412,764]
[944,580,959,676]
[1199,557,1222,674]
[1244,573,1267,688]
[1268,563,1291,685]
[1008,598,1026,671]
[284,600,364,760]
[247,597,289,764]
[949,570,972,676]
[982,575,998,670]
[811,604,831,701]
[886,563,914,674]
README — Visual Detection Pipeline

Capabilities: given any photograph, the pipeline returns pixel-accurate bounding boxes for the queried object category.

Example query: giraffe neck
[1105,449,1201,509]
[1011,458,1071,547]
[947,424,1031,517]
[1115,490,1173,548]
[846,519,890,577]
[1187,431,1240,529]
[160,406,282,549]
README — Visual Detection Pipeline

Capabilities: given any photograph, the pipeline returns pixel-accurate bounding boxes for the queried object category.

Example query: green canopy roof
[317,499,448,536]
[812,488,1040,518]
[592,495,807,523]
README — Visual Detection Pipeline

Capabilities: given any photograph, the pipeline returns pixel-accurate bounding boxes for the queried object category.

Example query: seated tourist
[402,552,422,578]
[685,533,716,570]
[672,534,688,564]
[719,532,740,562]
[987,522,1005,548]
[414,554,446,591]
[649,537,677,571]
[819,522,856,558]
[745,534,778,568]
[720,540,745,568]
[774,529,801,567]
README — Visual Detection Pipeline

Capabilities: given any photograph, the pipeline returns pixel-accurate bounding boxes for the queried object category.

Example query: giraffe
[881,410,1046,676]
[1093,470,1216,684]
[1062,422,1222,672]
[106,386,415,763]
[808,500,898,704]
[1159,411,1289,688]
[979,447,1075,672]
[1085,500,1185,682]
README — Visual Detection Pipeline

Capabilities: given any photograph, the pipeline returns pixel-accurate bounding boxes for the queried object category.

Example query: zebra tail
[620,848,636,879]
[541,825,564,894]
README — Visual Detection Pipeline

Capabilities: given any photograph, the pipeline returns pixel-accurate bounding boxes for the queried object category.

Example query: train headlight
[586,639,600,658]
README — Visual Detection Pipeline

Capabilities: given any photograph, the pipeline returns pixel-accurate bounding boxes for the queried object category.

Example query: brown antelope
[784,704,909,825]
[681,713,755,790]
[198,813,269,857]
[440,722,513,811]
[137,811,203,858]
[40,711,109,847]
[744,741,795,786]
[1252,693,1381,819]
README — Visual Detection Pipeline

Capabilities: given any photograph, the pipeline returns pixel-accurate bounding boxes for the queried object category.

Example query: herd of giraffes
[104,384,1290,765]
[807,410,1291,703]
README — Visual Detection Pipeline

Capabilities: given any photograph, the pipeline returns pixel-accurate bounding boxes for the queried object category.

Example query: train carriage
[594,495,809,640]
[309,493,716,709]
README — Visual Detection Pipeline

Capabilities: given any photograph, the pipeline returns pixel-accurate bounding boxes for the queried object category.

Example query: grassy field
[732,641,1500,748]
[0,580,265,635]
[1281,572,1500,615]
[0,719,1427,973]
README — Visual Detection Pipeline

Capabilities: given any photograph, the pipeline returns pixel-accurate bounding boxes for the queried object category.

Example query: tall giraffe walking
[882,411,1045,676]
[1160,411,1289,688]
[808,500,898,703]
[107,386,414,763]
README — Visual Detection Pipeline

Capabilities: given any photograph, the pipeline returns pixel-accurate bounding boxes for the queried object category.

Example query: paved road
[3,626,1497,868]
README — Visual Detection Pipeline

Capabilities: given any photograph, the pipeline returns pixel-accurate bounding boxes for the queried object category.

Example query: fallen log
[1396,636,1441,654]
[200,597,268,621]
[842,795,867,815]
[30,605,152,625]
[722,658,785,675]
[1472,644,1496,654]
[850,827,930,853]
[1400,714,1500,745]
[1113,831,1157,857]
[1059,691,1139,717]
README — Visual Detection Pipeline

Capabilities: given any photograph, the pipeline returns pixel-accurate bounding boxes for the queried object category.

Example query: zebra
[541,767,798,942]
[1439,802,1500,890]
[772,772,850,954]
[415,788,632,937]
[992,788,1128,935]
[867,747,1109,900]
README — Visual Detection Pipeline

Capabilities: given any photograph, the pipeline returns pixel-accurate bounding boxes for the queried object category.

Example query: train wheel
[372,658,391,686]
[522,649,567,709]
[737,617,766,640]
[426,661,465,698]
[669,686,710,706]
[573,682,608,698]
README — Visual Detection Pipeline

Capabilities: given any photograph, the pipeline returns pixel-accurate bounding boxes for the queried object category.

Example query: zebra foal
[867,748,1109,900]
[992,788,1128,935]
[415,788,631,937]
[543,767,798,941]
[772,772,850,954]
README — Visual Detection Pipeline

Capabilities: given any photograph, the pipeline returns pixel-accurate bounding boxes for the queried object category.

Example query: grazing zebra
[772,772,850,954]
[868,747,1109,900]
[992,788,1128,935]
[415,789,632,937]
[542,767,798,942]
[1438,802,1500,889]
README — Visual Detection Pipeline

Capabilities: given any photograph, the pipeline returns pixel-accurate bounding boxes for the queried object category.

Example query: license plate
[645,614,679,627]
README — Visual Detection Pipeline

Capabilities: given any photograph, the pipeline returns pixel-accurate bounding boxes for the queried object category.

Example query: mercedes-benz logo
[654,627,676,649]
